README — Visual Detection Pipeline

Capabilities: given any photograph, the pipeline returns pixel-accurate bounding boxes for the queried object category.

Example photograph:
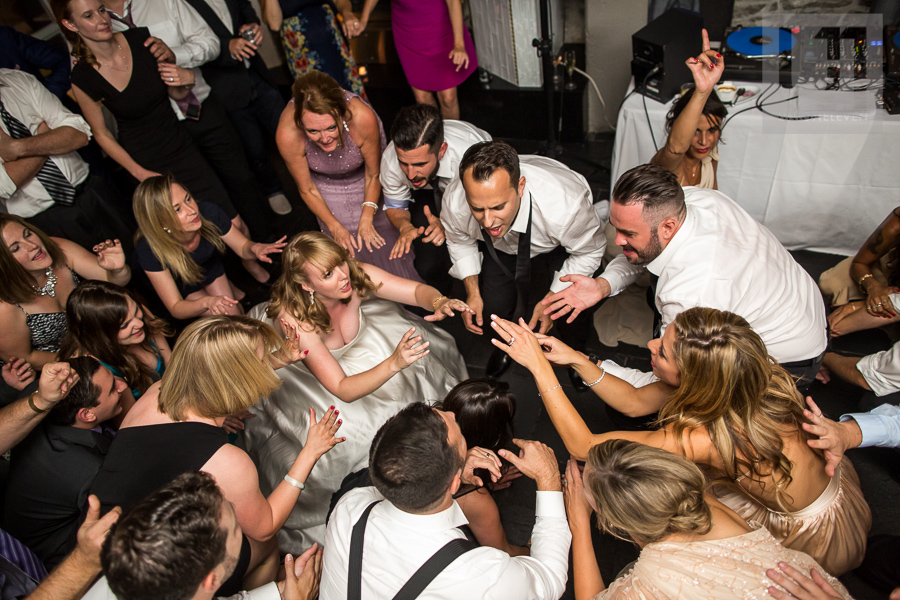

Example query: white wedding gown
[244,298,468,552]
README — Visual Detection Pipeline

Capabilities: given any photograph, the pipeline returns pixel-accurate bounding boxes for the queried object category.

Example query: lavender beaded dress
[303,92,421,280]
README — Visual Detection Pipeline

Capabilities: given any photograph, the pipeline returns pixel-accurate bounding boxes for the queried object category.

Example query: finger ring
[507,336,515,346]
[170,77,174,82]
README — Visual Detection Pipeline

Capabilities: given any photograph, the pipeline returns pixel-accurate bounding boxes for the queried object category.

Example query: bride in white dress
[244,232,470,550]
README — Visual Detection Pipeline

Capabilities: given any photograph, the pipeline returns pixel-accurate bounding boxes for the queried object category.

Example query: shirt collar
[509,191,532,235]
[45,423,113,453]
[107,0,132,20]
[646,202,694,276]
[379,498,469,532]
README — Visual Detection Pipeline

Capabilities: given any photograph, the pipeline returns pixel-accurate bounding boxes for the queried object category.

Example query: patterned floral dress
[277,1,365,97]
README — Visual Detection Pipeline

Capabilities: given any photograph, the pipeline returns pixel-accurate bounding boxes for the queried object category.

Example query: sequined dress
[596,526,852,599]
[300,91,420,280]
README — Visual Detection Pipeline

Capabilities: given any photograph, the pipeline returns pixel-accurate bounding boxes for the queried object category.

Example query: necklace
[99,43,128,72]
[33,266,57,298]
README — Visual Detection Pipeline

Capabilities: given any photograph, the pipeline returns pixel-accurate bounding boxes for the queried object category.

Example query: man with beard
[543,164,827,387]
[381,104,490,291]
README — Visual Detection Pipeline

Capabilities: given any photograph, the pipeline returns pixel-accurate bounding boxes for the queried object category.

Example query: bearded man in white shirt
[321,402,570,600]
[442,141,606,377]
[381,104,491,292]
[544,163,828,389]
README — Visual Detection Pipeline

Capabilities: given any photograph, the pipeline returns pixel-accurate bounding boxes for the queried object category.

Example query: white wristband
[284,474,306,490]
[362,201,379,210]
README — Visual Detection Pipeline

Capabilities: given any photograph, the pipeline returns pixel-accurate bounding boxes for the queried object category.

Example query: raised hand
[37,362,80,407]
[533,334,584,367]
[145,36,175,63]
[420,205,445,246]
[73,495,121,570]
[462,294,484,335]
[356,218,384,253]
[527,299,554,335]
[2,357,36,391]
[461,446,503,487]
[686,28,724,95]
[389,327,429,372]
[389,224,423,259]
[302,406,345,459]
[498,438,561,492]
[282,543,323,600]
[93,239,126,272]
[490,315,553,374]
[563,457,593,532]
[203,294,239,315]
[541,275,609,323]
[801,397,859,477]
[275,318,310,366]
[424,297,474,322]
[252,236,287,263]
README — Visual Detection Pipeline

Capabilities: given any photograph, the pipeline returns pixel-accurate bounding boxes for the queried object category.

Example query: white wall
[585,1,646,133]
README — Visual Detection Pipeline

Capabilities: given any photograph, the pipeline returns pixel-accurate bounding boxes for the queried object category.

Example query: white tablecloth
[611,81,900,256]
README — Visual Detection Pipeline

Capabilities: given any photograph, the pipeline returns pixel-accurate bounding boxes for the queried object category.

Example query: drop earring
[309,290,315,302]
[163,227,171,234]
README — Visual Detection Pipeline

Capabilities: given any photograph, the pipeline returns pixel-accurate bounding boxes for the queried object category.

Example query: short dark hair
[458,141,520,189]
[390,104,444,154]
[47,357,102,426]
[436,378,515,453]
[665,88,728,139]
[102,471,228,600]
[369,402,463,512]
[612,164,685,227]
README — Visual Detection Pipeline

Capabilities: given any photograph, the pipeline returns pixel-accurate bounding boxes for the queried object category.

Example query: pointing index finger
[701,28,710,52]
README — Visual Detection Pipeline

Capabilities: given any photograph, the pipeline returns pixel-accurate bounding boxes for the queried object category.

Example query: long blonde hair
[133,175,226,285]
[267,232,379,334]
[0,215,68,305]
[585,440,712,545]
[159,315,283,421]
[658,307,808,509]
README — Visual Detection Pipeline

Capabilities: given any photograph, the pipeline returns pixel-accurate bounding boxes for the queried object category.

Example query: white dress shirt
[381,120,491,210]
[321,486,570,600]
[852,292,900,397]
[598,187,828,364]
[0,69,91,217]
[442,155,606,294]
[83,577,280,600]
[107,0,217,119]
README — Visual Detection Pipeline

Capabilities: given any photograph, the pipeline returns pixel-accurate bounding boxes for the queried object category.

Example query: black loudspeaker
[886,25,900,79]
[632,8,705,102]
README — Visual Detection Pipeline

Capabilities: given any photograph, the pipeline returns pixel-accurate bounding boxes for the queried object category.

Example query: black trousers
[26,175,136,254]
[409,188,453,294]
[183,97,274,239]
[479,244,595,349]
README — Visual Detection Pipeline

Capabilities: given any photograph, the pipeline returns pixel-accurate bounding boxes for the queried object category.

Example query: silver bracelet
[539,384,562,396]
[283,474,306,490]
[361,201,379,210]
[583,366,606,387]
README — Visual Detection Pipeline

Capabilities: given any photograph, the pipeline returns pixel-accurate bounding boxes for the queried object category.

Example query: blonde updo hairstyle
[159,315,283,421]
[291,71,351,149]
[584,439,712,545]
[267,232,379,334]
[132,174,226,285]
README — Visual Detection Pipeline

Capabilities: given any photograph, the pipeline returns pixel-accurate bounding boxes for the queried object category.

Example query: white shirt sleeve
[380,144,413,207]
[549,201,606,294]
[443,179,483,281]
[600,360,660,388]
[484,491,571,600]
[840,404,900,448]
[598,255,644,296]
[856,340,900,397]
[167,0,221,67]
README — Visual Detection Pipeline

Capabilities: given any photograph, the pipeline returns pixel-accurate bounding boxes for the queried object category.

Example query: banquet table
[611,80,900,256]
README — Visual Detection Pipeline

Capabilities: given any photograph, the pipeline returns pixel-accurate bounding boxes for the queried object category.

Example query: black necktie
[647,271,662,338]
[0,98,76,206]
[480,194,533,318]
[432,180,443,215]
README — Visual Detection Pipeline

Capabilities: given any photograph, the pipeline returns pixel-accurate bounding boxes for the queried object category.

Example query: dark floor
[228,63,899,599]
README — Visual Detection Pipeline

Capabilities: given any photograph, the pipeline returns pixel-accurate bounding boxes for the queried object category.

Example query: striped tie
[0,98,77,206]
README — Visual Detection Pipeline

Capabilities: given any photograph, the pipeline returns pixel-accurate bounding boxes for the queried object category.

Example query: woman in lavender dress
[276,71,419,280]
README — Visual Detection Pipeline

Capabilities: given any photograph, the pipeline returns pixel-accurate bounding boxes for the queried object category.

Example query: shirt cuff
[891,292,900,313]
[855,352,899,397]
[0,164,17,198]
[839,413,882,448]
[237,582,281,600]
[383,196,411,211]
[448,250,483,281]
[549,271,572,294]
[535,490,566,518]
